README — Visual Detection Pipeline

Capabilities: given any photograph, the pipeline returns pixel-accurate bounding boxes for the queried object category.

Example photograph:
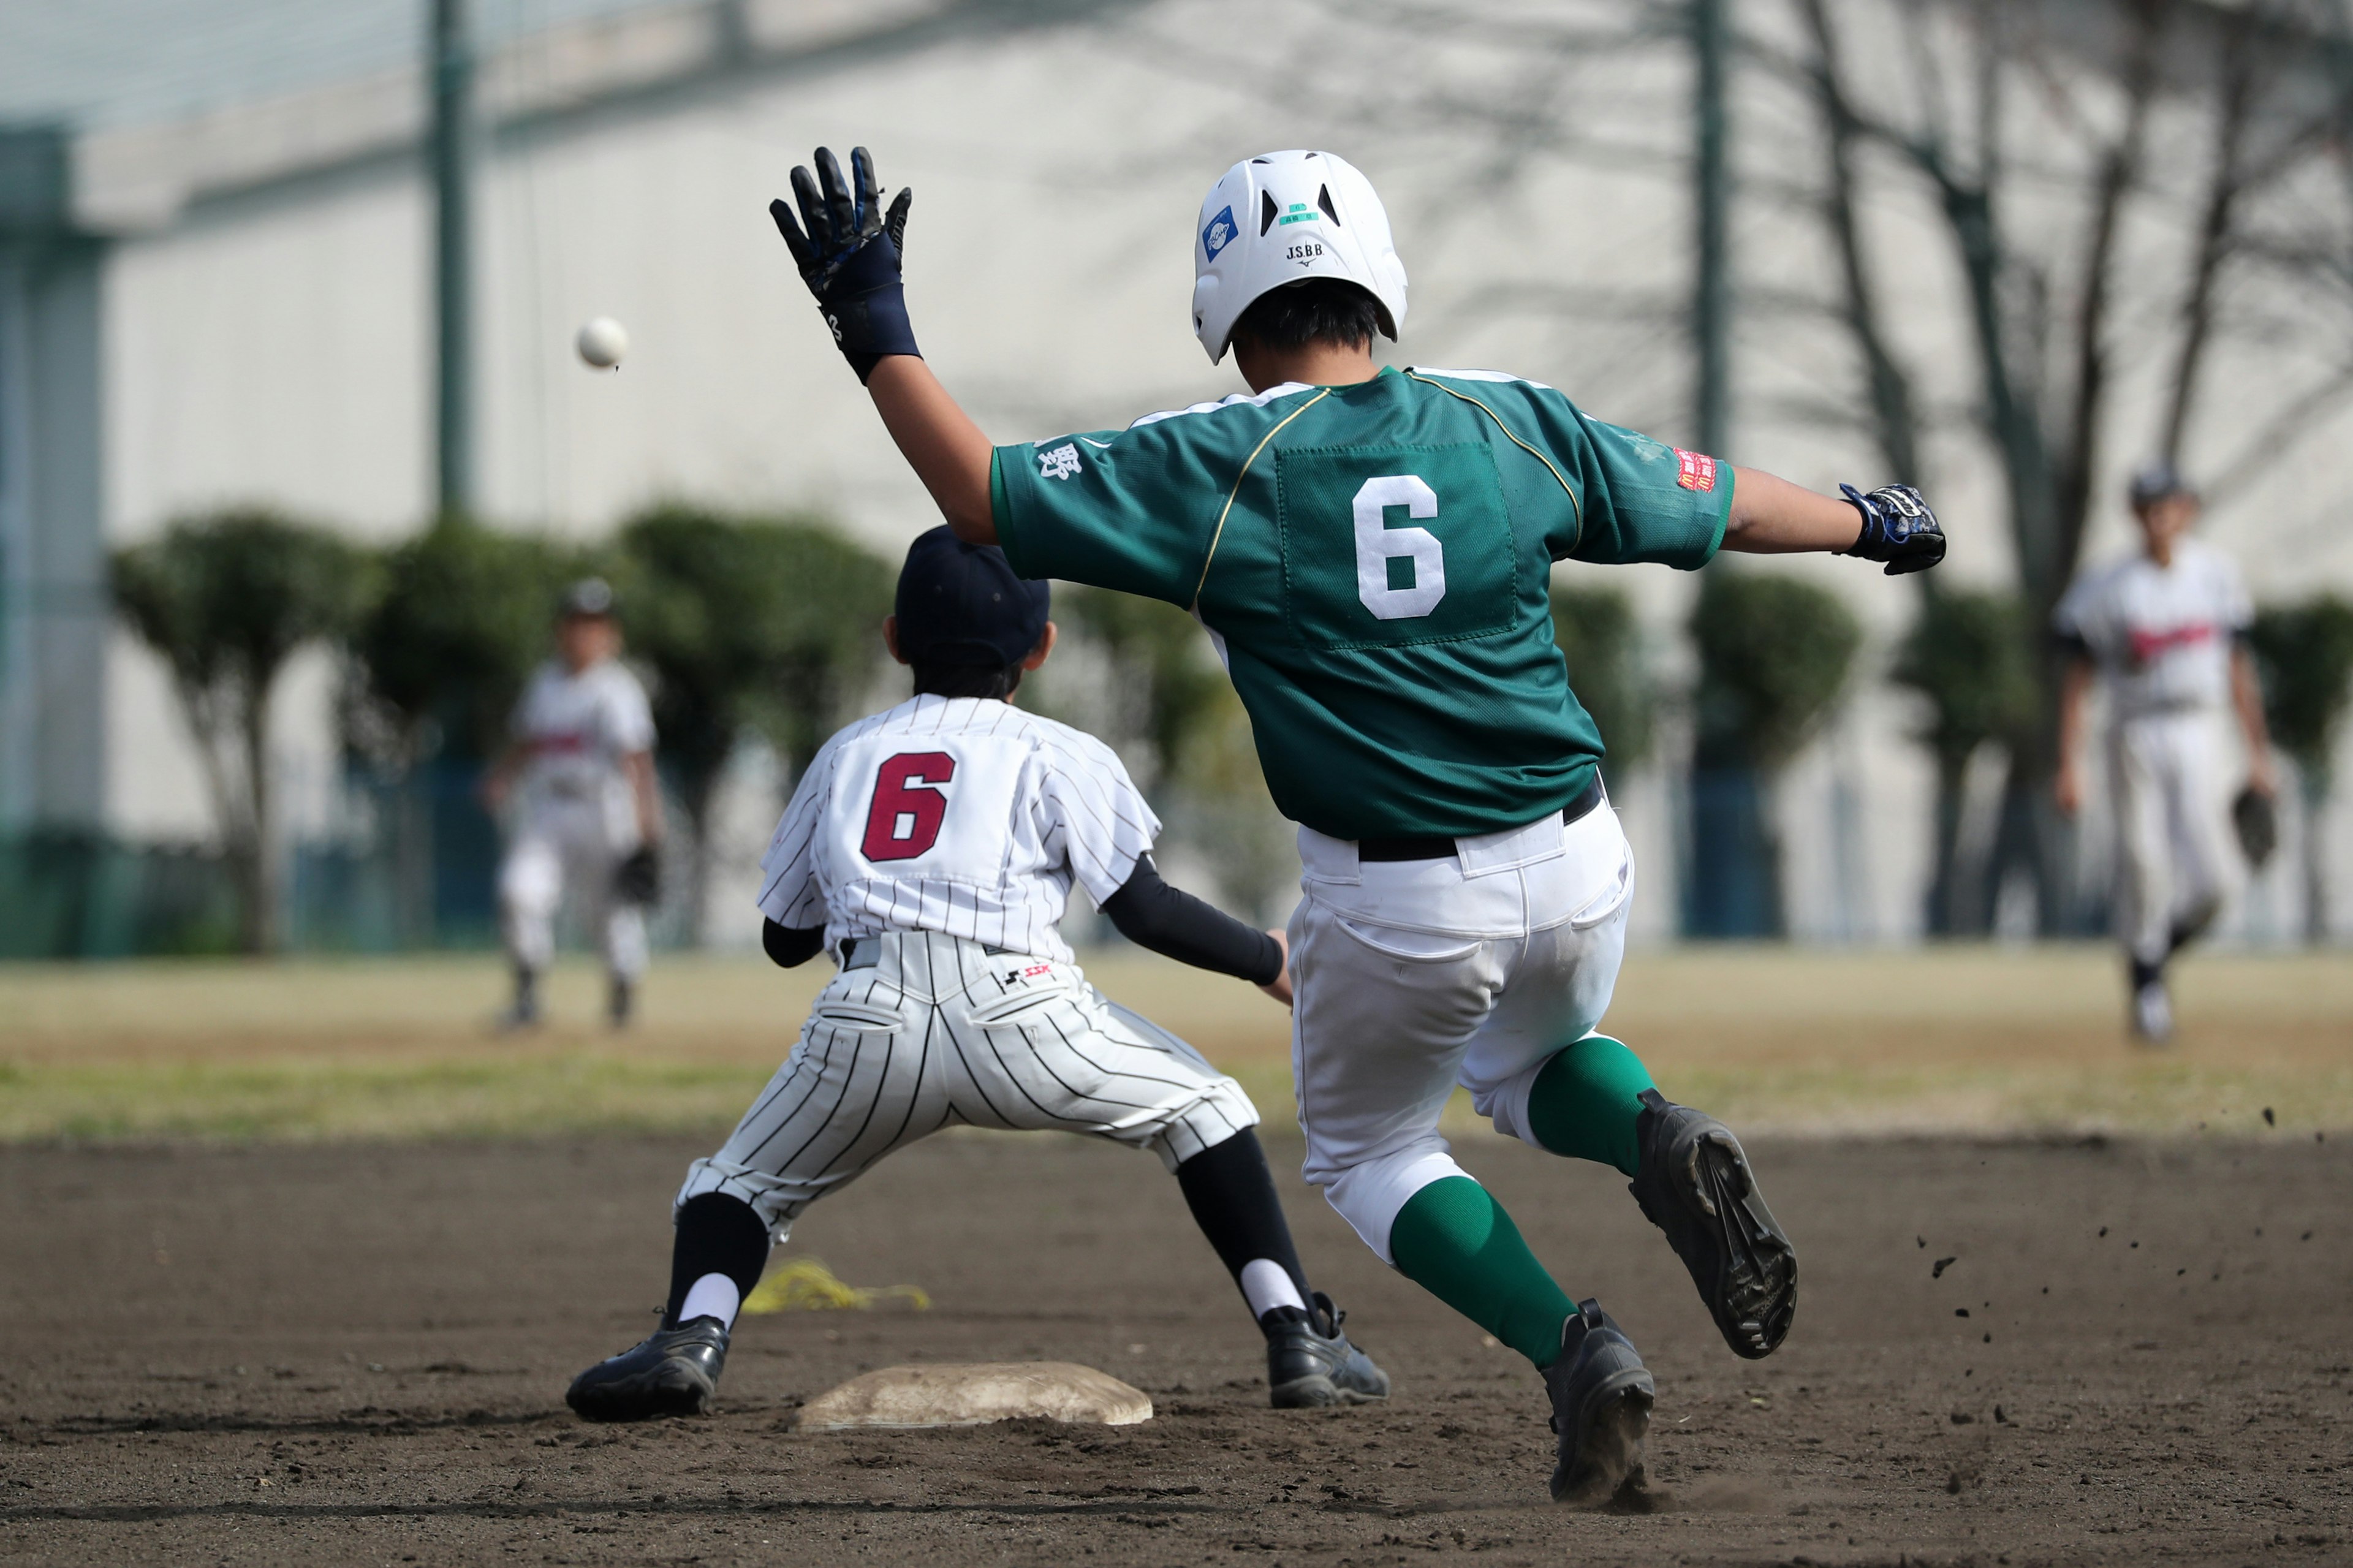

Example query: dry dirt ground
[3,1129,2349,1566]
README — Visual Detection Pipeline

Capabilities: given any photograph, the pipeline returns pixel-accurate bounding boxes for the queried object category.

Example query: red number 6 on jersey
[860,752,957,862]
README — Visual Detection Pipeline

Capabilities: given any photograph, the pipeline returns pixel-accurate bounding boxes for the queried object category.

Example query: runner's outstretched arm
[1722,468,1862,553]
[1726,467,1944,574]
[868,357,993,543]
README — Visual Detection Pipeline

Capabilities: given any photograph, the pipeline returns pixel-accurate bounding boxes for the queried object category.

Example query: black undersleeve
[1174,1127,1312,1316]
[664,1193,771,1327]
[762,918,827,969]
[1101,856,1283,984]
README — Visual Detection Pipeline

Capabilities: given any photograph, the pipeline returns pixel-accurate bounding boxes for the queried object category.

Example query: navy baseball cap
[2128,461,2195,507]
[559,577,617,618]
[893,526,1050,667]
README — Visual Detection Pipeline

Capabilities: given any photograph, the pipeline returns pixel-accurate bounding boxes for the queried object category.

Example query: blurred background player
[767,144,1942,1506]
[483,578,665,1029]
[564,528,1387,1421]
[2053,463,2277,1043]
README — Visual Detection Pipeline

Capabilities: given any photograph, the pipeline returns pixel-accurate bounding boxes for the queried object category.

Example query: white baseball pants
[677,930,1259,1241]
[2109,709,2240,967]
[498,803,646,980]
[1287,800,1636,1263]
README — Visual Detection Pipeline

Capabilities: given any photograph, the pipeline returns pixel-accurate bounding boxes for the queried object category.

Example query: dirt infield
[3,1129,2347,1566]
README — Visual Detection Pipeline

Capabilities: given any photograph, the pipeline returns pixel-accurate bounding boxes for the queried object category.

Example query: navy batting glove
[768,145,917,384]
[1838,483,1946,575]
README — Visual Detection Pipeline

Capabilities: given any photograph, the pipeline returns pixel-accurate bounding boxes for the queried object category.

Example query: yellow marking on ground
[742,1257,930,1314]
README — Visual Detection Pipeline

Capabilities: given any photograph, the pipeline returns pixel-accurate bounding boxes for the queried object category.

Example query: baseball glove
[613,845,662,906]
[768,146,916,383]
[2232,786,2277,869]
[1838,483,1947,575]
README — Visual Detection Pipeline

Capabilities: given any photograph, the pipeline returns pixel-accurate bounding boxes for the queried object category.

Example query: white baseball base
[797,1362,1152,1431]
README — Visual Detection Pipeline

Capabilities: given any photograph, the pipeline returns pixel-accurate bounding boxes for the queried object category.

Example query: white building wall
[76,0,2353,939]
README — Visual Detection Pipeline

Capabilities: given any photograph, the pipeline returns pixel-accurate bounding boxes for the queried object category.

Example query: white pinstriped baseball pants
[677,930,1260,1241]
[2110,710,2241,967]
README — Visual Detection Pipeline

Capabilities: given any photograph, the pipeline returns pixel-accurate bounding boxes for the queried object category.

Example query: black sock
[1174,1129,1314,1330]
[662,1194,771,1328]
[2130,956,2164,991]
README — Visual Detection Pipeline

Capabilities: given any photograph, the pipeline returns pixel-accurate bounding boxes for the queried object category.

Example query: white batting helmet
[1191,150,1409,364]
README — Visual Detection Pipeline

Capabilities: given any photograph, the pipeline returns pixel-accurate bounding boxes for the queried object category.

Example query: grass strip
[2,1053,2344,1146]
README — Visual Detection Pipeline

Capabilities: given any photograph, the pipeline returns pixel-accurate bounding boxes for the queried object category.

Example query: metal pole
[431,0,475,517]
[1694,0,1731,455]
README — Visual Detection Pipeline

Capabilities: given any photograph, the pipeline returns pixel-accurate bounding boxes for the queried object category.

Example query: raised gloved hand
[1837,483,1946,575]
[768,146,915,384]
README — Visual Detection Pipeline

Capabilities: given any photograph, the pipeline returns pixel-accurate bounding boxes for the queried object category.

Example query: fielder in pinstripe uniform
[566,527,1389,1422]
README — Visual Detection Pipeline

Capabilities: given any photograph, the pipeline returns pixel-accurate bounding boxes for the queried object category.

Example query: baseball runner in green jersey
[767,144,1946,1505]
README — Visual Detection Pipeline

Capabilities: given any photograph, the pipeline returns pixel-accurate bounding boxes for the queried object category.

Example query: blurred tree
[1892,589,2038,936]
[1031,587,1290,923]
[1050,586,1230,793]
[112,509,375,953]
[1166,687,1295,927]
[350,515,582,762]
[1686,569,1862,936]
[1550,580,1654,773]
[616,507,892,938]
[346,516,586,945]
[2248,596,2353,942]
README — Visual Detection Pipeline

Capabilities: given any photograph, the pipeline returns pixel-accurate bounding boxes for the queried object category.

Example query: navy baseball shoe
[1267,1292,1390,1408]
[1544,1299,1654,1507]
[566,1317,729,1420]
[1630,1088,1797,1359]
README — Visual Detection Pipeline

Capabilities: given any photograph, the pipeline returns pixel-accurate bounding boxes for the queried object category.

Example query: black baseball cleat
[494,967,542,1034]
[1629,1088,1797,1359]
[1266,1292,1390,1408]
[566,1317,729,1421]
[1544,1298,1655,1507]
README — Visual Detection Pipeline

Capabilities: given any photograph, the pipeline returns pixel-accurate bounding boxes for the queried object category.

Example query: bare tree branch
[1797,0,1926,482]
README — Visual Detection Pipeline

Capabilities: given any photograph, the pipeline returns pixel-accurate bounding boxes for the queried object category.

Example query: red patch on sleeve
[1675,450,1718,492]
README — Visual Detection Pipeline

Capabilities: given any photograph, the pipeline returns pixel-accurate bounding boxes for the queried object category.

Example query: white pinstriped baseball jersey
[756,694,1158,964]
[510,657,656,836]
[2053,540,2251,718]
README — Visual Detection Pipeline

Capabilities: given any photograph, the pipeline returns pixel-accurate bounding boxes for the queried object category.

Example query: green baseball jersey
[992,366,1729,840]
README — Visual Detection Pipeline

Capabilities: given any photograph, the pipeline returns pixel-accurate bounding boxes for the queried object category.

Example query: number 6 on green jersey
[1354,475,1444,620]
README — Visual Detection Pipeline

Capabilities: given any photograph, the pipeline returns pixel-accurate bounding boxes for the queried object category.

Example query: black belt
[838,936,1015,969]
[1357,774,1604,863]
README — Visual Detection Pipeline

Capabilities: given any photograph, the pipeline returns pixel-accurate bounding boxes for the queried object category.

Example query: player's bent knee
[674,1158,798,1246]
[1323,1146,1474,1264]
[1138,1079,1264,1173]
[1468,1052,1559,1151]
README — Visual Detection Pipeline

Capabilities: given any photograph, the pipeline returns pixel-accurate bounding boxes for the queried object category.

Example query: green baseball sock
[1524,1034,1655,1176]
[1388,1176,1576,1368]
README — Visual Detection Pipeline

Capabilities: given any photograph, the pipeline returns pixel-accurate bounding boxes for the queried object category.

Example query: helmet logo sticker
[1202,205,1237,262]
[1284,239,1326,268]
[1277,202,1320,227]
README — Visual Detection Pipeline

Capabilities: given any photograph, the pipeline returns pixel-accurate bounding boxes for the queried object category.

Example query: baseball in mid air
[575,316,629,369]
